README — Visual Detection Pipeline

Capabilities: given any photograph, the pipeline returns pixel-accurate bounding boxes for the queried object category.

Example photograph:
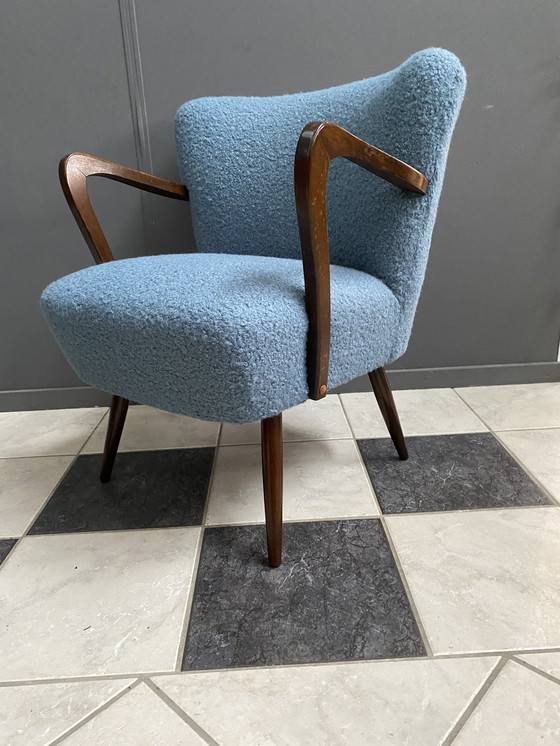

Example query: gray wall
[2,0,559,409]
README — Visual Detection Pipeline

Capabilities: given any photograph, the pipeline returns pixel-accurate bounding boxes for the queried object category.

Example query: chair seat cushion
[41,253,403,423]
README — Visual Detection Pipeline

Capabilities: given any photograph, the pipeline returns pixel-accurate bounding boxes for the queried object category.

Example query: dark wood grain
[100,395,130,482]
[368,367,408,460]
[294,121,427,400]
[59,153,188,480]
[261,413,283,567]
[59,152,188,263]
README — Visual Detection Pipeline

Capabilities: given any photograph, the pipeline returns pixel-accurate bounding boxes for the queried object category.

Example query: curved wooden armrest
[294,121,428,400]
[59,153,189,263]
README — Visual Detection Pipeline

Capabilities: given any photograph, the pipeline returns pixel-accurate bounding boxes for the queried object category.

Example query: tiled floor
[0,382,559,745]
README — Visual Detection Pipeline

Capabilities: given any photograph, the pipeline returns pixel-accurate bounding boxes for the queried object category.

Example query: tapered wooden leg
[368,367,408,460]
[100,395,129,482]
[261,413,283,567]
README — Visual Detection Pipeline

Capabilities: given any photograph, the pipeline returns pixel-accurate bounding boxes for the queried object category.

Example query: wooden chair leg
[261,413,283,567]
[368,367,408,460]
[100,395,129,482]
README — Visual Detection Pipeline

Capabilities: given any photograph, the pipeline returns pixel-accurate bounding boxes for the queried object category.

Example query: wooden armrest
[294,121,427,400]
[59,153,189,263]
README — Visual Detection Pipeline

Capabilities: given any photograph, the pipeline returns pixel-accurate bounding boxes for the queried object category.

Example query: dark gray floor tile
[28,448,214,534]
[183,519,425,670]
[0,539,16,565]
[357,433,552,514]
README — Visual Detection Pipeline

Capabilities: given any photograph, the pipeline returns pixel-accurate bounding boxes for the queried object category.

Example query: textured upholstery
[176,47,466,328]
[42,48,466,423]
[41,253,400,422]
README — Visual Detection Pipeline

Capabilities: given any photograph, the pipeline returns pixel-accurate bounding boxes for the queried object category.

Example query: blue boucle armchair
[41,48,466,566]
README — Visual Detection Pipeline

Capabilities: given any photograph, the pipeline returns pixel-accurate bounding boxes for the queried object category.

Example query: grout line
[0,539,18,566]
[0,453,90,461]
[452,388,554,434]
[0,538,29,572]
[383,503,558,521]
[76,410,109,456]
[75,404,220,457]
[338,391,364,440]
[348,436,383,515]
[3,525,200,540]
[217,435,354,449]
[441,656,508,745]
[342,407,435,656]
[453,390,560,507]
[0,412,108,461]
[48,678,142,745]
[151,649,512,673]
[7,422,560,459]
[0,673,164,688]
[339,387,491,439]
[335,392,358,439]
[3,389,560,708]
[79,443,219,455]
[4,501,556,545]
[0,449,86,577]
[510,655,560,688]
[4,647,560,688]
[2,502,556,544]
[18,455,80,537]
[173,528,205,672]
[144,678,221,746]
[492,431,560,507]
[458,391,558,489]
[0,414,107,571]
[490,425,560,432]
[173,426,222,671]
[379,515,434,657]
[204,513,382,529]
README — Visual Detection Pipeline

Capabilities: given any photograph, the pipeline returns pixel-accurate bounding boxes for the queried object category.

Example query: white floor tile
[154,657,498,746]
[82,405,219,453]
[341,388,486,439]
[60,683,207,745]
[4,386,560,745]
[516,651,560,680]
[497,429,560,502]
[0,678,134,746]
[0,528,200,681]
[454,661,560,745]
[455,383,560,431]
[386,507,560,654]
[220,396,352,445]
[0,456,73,537]
[0,408,107,458]
[206,440,378,525]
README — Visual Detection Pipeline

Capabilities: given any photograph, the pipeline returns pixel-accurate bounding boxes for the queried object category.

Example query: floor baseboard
[0,386,113,412]
[2,362,559,411]
[334,362,560,393]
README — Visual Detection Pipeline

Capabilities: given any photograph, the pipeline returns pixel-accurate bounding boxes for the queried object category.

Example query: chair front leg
[100,395,129,482]
[368,367,408,460]
[261,413,283,567]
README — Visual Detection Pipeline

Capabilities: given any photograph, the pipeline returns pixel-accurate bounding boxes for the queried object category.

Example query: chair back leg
[368,367,408,460]
[100,395,130,482]
[261,413,283,567]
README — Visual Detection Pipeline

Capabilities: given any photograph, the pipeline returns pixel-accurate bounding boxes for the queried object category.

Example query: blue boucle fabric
[176,48,466,328]
[42,48,465,423]
[42,253,400,422]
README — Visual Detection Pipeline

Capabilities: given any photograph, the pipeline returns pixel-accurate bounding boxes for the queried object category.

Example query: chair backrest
[175,48,466,330]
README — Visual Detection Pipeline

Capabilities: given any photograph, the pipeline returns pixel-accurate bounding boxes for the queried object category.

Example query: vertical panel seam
[118,0,152,173]
[118,0,159,252]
